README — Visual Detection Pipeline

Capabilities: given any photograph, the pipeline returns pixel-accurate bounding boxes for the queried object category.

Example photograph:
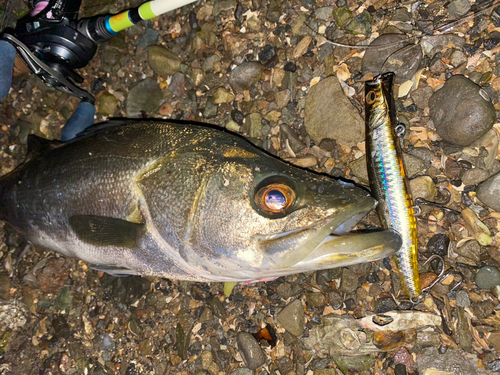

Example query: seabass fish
[0,122,401,282]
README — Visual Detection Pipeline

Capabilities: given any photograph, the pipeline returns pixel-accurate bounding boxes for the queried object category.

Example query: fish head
[184,140,401,281]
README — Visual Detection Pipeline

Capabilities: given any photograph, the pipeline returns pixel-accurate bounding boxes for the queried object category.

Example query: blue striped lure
[365,72,421,298]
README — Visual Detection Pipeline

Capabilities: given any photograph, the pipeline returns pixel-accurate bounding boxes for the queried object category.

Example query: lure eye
[366,90,377,105]
[255,183,295,215]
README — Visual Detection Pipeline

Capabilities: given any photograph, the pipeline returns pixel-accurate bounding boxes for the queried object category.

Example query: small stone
[450,50,467,67]
[461,168,489,186]
[477,171,500,211]
[410,176,436,201]
[277,299,305,336]
[206,295,227,320]
[306,292,325,308]
[126,78,163,117]
[202,55,221,73]
[326,290,344,309]
[410,86,434,109]
[381,44,423,84]
[244,113,263,138]
[448,0,471,17]
[349,157,369,184]
[333,6,352,28]
[426,234,450,257]
[229,62,263,92]
[203,96,218,119]
[362,34,410,77]
[225,120,240,132]
[394,346,413,373]
[96,92,118,116]
[345,10,372,35]
[236,332,266,370]
[471,299,496,319]
[229,369,253,375]
[339,268,359,294]
[455,290,471,308]
[147,45,181,77]
[454,240,481,263]
[333,356,377,374]
[168,72,187,97]
[213,87,235,104]
[475,266,500,289]
[374,296,398,313]
[487,331,500,351]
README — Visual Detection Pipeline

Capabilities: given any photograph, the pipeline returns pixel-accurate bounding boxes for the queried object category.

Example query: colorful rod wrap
[107,0,197,33]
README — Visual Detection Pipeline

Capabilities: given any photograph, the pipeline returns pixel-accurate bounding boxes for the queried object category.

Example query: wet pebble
[475,266,500,289]
[339,268,359,294]
[410,176,436,201]
[304,76,364,147]
[477,171,500,211]
[213,87,235,104]
[427,234,450,257]
[277,299,305,336]
[382,44,423,84]
[455,240,481,263]
[461,168,489,186]
[362,34,409,78]
[448,0,471,17]
[374,296,398,313]
[147,45,181,77]
[306,292,325,308]
[126,78,163,117]
[229,62,263,92]
[96,92,118,116]
[168,72,187,97]
[229,369,252,375]
[236,333,266,370]
[429,75,495,146]
[471,299,496,319]
[455,290,471,308]
[206,295,227,320]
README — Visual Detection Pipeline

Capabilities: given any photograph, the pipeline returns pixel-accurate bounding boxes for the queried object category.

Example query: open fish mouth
[257,196,402,276]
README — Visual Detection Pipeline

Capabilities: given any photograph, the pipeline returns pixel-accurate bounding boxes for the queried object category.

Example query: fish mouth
[257,196,402,273]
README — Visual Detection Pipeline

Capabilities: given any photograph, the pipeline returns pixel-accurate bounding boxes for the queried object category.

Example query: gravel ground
[1,0,500,374]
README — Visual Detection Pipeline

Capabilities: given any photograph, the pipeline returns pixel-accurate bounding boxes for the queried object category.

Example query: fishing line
[291,0,500,50]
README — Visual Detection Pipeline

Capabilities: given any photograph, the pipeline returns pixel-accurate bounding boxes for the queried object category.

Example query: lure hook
[412,189,461,223]
[410,255,464,304]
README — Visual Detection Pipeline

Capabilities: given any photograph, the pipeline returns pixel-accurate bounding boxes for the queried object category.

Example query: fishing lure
[365,72,421,298]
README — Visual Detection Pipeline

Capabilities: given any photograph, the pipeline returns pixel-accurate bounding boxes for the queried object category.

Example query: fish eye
[366,90,377,104]
[255,183,295,215]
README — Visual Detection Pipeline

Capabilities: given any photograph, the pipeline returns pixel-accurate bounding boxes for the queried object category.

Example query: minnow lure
[365,72,421,298]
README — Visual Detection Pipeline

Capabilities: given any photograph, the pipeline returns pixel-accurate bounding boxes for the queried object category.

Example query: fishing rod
[0,0,197,102]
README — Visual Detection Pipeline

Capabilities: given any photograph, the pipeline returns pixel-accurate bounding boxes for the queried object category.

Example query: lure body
[365,72,421,298]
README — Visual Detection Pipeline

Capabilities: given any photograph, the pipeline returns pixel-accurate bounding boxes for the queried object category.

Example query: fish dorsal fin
[27,135,61,156]
[69,215,146,249]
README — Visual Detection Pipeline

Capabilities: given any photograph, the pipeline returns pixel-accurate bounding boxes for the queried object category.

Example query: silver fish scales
[365,73,421,298]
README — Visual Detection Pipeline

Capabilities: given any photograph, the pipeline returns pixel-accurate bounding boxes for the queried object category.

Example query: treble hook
[412,189,461,222]
[410,255,464,304]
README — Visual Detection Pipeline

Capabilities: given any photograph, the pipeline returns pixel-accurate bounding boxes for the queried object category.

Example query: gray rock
[315,6,333,20]
[202,55,221,72]
[333,356,377,374]
[229,369,253,375]
[277,299,305,336]
[203,96,218,119]
[475,266,500,289]
[416,348,495,375]
[362,34,410,77]
[421,35,466,55]
[168,72,187,97]
[409,176,436,201]
[450,50,468,67]
[349,157,369,184]
[457,307,472,351]
[448,0,471,17]
[345,10,372,36]
[455,240,481,263]
[229,62,263,92]
[339,268,358,294]
[403,153,425,178]
[244,113,263,138]
[306,293,325,308]
[135,27,159,50]
[126,78,163,117]
[304,76,364,147]
[381,44,423,84]
[236,332,266,370]
[456,290,471,308]
[266,0,281,23]
[429,75,495,146]
[147,45,181,77]
[333,6,353,28]
[470,129,499,170]
[280,125,307,154]
[410,86,434,109]
[477,172,500,211]
[461,168,489,186]
[472,299,496,319]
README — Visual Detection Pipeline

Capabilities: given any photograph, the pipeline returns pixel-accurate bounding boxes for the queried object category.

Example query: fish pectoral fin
[69,215,146,249]
[26,135,61,157]
[89,264,138,277]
